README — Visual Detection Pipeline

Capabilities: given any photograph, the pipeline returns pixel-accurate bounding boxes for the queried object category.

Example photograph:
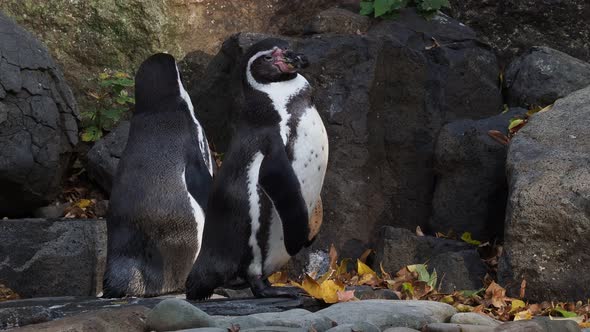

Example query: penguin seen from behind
[103,53,214,298]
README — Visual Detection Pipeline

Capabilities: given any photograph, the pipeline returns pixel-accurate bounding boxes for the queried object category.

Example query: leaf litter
[269,244,590,327]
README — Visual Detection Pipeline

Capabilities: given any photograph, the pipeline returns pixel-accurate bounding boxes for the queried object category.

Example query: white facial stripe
[245,49,310,145]
[176,65,214,176]
[247,152,265,277]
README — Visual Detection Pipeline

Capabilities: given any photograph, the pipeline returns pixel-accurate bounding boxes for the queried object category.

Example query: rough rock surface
[185,9,502,259]
[495,317,581,332]
[505,47,590,108]
[9,306,149,332]
[0,0,350,105]
[430,108,528,240]
[499,86,590,301]
[0,13,78,217]
[375,227,487,292]
[86,121,130,193]
[316,300,456,330]
[450,313,501,327]
[0,219,106,298]
[449,0,590,63]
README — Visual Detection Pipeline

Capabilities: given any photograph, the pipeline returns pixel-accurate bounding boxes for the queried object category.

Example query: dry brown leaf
[337,290,356,302]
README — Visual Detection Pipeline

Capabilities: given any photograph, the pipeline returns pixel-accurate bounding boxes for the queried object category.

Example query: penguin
[186,38,329,300]
[103,53,214,298]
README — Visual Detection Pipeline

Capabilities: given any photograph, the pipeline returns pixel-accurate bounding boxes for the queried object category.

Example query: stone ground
[1,296,585,332]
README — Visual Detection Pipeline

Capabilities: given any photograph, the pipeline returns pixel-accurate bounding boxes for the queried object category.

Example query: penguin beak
[272,48,309,73]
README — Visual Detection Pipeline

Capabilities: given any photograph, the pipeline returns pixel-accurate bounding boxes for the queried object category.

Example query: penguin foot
[249,277,302,298]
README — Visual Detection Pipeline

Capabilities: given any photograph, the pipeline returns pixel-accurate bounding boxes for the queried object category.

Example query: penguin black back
[103,53,213,298]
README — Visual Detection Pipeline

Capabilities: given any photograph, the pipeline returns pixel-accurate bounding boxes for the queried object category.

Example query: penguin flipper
[259,144,309,256]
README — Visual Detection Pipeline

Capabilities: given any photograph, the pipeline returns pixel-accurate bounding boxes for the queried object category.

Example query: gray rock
[146,298,216,332]
[428,250,488,293]
[450,313,501,327]
[241,327,308,332]
[430,108,528,241]
[349,285,399,300]
[215,315,266,330]
[185,8,502,262]
[0,13,79,217]
[316,300,456,330]
[174,329,228,332]
[499,85,590,301]
[8,306,149,332]
[305,7,370,35]
[247,309,334,332]
[423,323,493,331]
[0,219,106,297]
[86,121,130,193]
[374,227,486,292]
[326,322,380,332]
[505,46,590,108]
[32,202,71,219]
[494,317,581,332]
[383,328,420,332]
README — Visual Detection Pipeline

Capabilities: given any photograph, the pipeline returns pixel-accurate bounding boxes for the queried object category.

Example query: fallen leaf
[359,249,373,263]
[485,281,507,308]
[268,271,288,286]
[488,130,510,145]
[329,244,338,270]
[416,226,425,236]
[519,279,526,299]
[514,310,532,321]
[337,290,356,302]
[320,279,345,304]
[510,299,526,313]
[357,259,376,277]
[553,307,578,318]
[461,232,482,246]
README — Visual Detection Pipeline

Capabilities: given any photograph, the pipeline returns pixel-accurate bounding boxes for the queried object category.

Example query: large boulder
[449,0,590,64]
[429,108,528,240]
[0,13,78,217]
[499,86,590,301]
[0,219,106,298]
[505,47,590,108]
[184,9,502,258]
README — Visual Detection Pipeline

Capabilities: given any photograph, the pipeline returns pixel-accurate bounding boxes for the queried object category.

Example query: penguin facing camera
[186,38,329,300]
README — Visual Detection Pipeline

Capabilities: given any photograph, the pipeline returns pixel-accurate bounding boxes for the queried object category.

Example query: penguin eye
[264,55,273,61]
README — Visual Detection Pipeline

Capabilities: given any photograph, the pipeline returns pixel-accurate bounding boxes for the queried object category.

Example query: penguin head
[243,38,309,87]
[135,53,187,113]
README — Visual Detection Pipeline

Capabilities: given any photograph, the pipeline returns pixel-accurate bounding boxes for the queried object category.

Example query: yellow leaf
[317,269,334,285]
[510,299,526,313]
[294,274,323,300]
[455,304,474,312]
[357,259,376,276]
[514,310,532,321]
[441,295,454,304]
[76,199,92,209]
[319,279,345,304]
[336,258,350,276]
[268,271,288,286]
[579,322,590,328]
[98,73,110,80]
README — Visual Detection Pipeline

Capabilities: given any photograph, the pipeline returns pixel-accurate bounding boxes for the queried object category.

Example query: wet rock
[505,47,590,108]
[316,300,456,330]
[326,322,380,332]
[9,306,149,332]
[450,313,501,327]
[0,219,107,297]
[430,108,528,240]
[375,227,486,292]
[0,306,56,330]
[499,86,590,301]
[146,298,216,332]
[0,13,78,217]
[247,309,334,332]
[86,121,130,193]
